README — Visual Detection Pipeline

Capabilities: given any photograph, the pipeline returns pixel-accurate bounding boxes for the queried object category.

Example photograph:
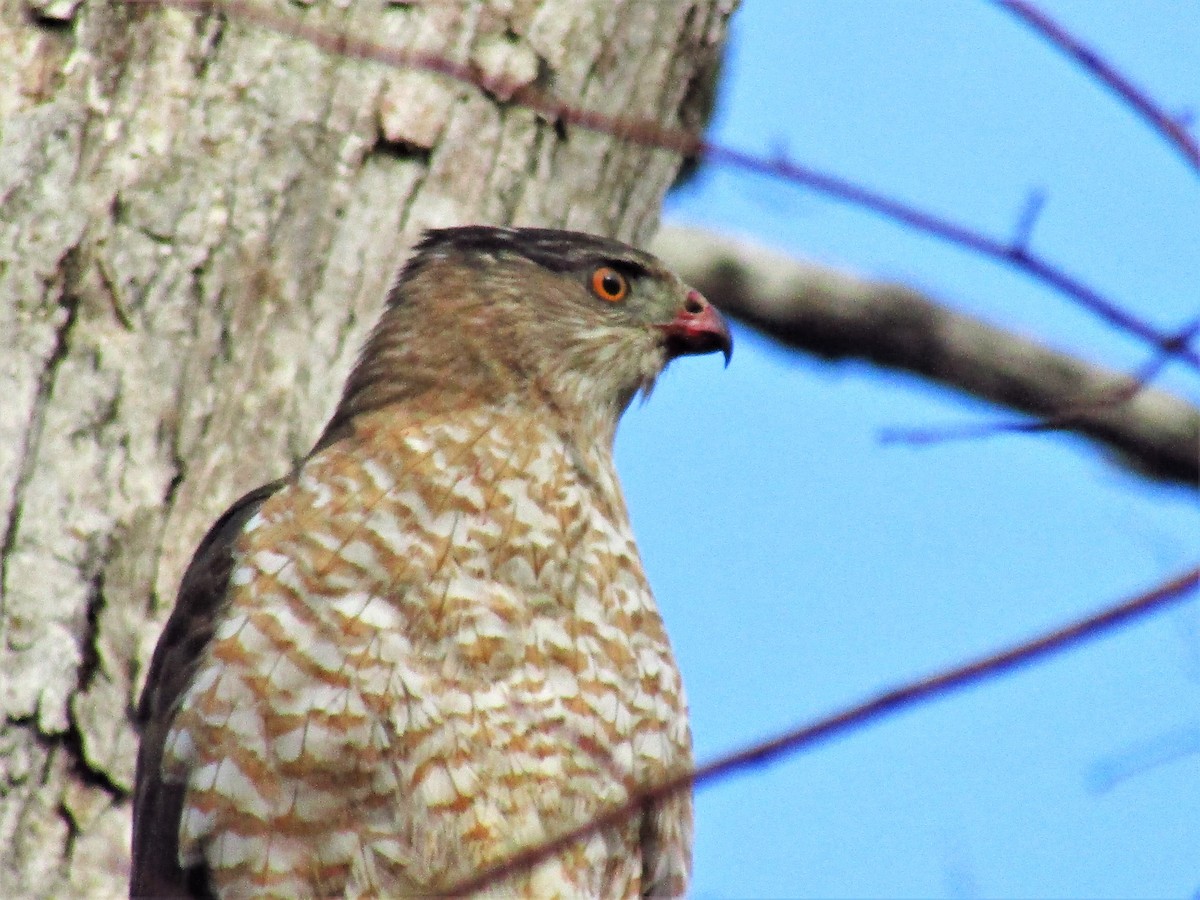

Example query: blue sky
[615,3,1199,897]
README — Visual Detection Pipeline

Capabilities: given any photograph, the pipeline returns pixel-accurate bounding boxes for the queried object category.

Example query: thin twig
[997,0,1200,172]
[697,143,1200,369]
[126,0,1200,371]
[1088,724,1200,793]
[448,565,1200,894]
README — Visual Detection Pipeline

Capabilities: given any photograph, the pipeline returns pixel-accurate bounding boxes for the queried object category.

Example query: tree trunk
[0,1,732,893]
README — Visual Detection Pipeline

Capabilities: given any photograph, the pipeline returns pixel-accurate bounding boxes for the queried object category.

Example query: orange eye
[590,266,629,303]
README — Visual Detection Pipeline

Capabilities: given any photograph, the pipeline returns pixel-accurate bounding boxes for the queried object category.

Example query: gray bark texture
[0,1,732,894]
[655,227,1200,489]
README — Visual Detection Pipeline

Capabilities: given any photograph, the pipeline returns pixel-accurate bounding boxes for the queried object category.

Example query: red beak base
[658,290,733,366]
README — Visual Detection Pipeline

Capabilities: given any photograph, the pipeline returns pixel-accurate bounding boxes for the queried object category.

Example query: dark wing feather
[130,480,284,899]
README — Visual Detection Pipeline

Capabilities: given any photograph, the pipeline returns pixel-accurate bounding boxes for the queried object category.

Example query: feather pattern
[132,227,729,898]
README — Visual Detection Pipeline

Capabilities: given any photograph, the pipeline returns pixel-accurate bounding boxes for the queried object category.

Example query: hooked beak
[657,290,733,366]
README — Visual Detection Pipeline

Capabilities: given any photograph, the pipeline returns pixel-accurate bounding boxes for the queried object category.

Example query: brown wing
[130,480,284,899]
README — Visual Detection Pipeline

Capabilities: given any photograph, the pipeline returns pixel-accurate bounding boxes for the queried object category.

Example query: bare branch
[449,564,1200,895]
[654,227,1200,489]
[126,0,1200,372]
[996,0,1200,172]
[694,145,1200,370]
[879,317,1200,454]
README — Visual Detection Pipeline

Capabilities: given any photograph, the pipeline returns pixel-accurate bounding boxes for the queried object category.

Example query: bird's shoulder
[136,479,285,729]
[132,478,285,899]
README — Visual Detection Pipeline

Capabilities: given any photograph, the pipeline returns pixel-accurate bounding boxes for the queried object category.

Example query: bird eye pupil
[591,266,627,302]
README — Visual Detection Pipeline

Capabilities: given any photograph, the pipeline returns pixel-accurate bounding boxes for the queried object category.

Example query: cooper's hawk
[132,226,732,898]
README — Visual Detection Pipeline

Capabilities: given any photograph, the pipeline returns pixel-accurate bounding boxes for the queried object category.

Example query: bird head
[323,226,731,448]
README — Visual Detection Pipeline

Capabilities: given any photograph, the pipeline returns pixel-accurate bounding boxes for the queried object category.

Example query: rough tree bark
[0,1,732,893]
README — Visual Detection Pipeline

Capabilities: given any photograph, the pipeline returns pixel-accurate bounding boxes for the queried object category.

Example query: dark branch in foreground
[996,0,1200,173]
[655,227,1200,489]
[128,0,1200,372]
[448,564,1200,895]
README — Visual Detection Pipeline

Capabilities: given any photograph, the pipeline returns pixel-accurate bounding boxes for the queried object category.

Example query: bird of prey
[131,226,732,898]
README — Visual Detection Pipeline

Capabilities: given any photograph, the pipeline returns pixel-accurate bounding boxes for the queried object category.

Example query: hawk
[131,226,732,898]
